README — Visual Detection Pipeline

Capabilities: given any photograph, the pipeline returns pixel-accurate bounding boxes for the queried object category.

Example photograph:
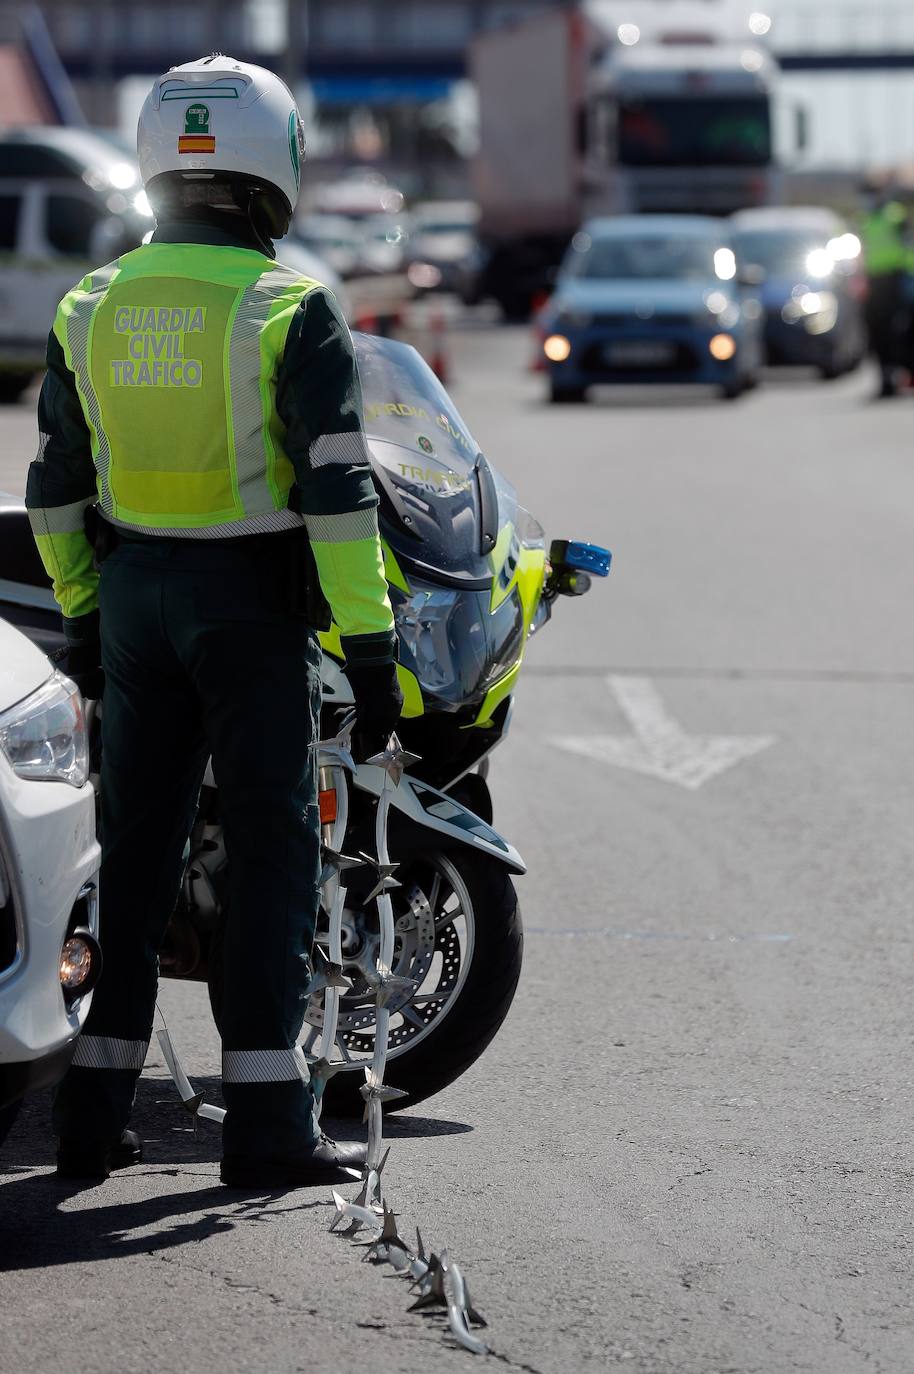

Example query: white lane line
[551,674,776,791]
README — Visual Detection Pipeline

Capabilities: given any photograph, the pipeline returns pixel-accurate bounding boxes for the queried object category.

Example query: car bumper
[0,1040,76,1109]
[0,755,100,1079]
[764,316,841,367]
[545,325,750,387]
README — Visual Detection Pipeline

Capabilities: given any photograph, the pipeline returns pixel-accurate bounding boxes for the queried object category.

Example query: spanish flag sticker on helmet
[178,102,215,154]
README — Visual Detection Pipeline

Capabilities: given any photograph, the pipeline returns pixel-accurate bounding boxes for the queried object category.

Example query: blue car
[731,207,867,380]
[538,215,763,403]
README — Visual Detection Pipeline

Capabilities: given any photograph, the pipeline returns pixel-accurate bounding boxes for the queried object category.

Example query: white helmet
[137,55,305,216]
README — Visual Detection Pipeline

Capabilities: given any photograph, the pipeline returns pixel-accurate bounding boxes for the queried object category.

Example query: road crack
[151,1250,319,1318]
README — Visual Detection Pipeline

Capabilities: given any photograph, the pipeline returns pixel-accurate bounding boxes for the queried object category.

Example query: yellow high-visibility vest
[54,241,321,534]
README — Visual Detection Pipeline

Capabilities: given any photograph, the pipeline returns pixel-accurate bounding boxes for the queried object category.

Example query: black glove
[345,660,404,763]
[60,611,105,701]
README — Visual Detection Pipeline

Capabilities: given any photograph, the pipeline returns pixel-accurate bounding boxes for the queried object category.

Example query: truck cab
[586,42,779,217]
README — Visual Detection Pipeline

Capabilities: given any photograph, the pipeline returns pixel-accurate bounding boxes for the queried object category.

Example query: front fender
[354,766,526,876]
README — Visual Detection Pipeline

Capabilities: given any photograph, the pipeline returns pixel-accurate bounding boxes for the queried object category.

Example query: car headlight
[0,672,89,787]
[782,290,838,334]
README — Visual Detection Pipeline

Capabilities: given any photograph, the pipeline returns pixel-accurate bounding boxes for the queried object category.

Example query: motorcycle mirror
[474,453,498,556]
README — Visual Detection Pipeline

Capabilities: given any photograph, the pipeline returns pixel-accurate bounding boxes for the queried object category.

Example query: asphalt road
[2,333,913,1374]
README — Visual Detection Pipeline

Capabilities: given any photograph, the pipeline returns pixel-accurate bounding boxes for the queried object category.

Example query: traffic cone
[428,302,451,385]
[355,307,378,335]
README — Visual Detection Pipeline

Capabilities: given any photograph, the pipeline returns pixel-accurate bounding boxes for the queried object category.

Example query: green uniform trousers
[53,533,323,1159]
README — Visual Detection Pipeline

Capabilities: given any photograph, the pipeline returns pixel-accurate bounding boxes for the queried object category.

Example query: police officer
[860,187,914,398]
[26,57,403,1188]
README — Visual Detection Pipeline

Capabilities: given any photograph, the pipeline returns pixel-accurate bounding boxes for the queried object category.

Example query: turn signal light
[319,788,338,824]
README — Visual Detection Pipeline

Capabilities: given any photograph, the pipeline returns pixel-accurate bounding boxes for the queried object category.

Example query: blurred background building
[4,0,914,373]
[4,1,914,179]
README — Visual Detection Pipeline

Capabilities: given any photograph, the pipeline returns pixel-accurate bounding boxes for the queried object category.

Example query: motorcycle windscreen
[353,331,515,583]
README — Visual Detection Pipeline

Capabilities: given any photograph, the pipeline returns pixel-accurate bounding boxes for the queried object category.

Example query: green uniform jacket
[861,203,914,278]
[25,218,395,667]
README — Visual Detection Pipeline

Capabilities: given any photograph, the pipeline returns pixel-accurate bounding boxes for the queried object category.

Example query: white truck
[470,4,784,317]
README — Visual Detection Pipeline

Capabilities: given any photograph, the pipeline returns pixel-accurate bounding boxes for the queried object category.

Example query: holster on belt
[287,486,332,630]
[84,504,119,569]
[286,528,331,629]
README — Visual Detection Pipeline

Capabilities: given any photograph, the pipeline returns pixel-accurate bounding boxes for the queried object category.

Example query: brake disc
[304,879,436,1037]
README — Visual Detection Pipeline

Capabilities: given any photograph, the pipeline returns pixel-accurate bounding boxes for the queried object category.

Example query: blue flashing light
[566,542,611,577]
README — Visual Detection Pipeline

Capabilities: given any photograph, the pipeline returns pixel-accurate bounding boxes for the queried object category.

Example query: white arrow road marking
[551,675,776,791]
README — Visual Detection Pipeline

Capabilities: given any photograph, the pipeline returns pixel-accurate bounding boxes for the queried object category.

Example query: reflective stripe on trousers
[222,1046,311,1084]
[71,1034,148,1071]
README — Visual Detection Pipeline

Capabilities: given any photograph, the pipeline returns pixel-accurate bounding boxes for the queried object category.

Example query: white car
[0,127,154,403]
[0,618,101,1148]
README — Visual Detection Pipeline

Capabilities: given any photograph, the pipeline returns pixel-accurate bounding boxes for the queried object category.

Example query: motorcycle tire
[207,849,523,1117]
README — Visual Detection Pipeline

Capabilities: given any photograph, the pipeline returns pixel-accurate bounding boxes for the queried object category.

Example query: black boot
[878,367,898,398]
[57,1129,143,1180]
[220,1133,367,1189]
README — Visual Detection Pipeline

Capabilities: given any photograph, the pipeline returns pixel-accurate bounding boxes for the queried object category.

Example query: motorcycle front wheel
[208,849,522,1116]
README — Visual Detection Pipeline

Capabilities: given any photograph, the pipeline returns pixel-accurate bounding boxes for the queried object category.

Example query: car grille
[580,341,700,374]
[591,313,694,328]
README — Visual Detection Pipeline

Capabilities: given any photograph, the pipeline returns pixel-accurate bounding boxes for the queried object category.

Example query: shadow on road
[0,1077,472,1273]
[532,388,739,411]
[0,1169,330,1273]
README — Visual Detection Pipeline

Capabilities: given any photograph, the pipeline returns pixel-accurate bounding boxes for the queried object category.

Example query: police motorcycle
[0,333,609,1116]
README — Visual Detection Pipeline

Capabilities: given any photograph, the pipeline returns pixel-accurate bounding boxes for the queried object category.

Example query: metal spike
[359,1081,409,1105]
[318,845,364,887]
[312,719,357,774]
[329,1188,382,1237]
[408,1253,446,1311]
[375,974,418,1009]
[358,852,399,877]
[364,734,422,787]
[359,1201,405,1262]
[440,1252,489,1353]
[352,1169,380,1213]
[364,874,402,904]
[378,1200,401,1245]
[305,945,352,995]
[352,1148,391,1211]
[305,1054,341,1102]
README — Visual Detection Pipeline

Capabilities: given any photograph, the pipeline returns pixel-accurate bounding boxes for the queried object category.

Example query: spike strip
[313,748,352,1121]
[155,1021,226,1124]
[362,751,397,1165]
[327,734,490,1355]
[441,1251,489,1355]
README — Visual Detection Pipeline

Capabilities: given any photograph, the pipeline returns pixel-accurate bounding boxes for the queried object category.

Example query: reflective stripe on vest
[54,243,323,536]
